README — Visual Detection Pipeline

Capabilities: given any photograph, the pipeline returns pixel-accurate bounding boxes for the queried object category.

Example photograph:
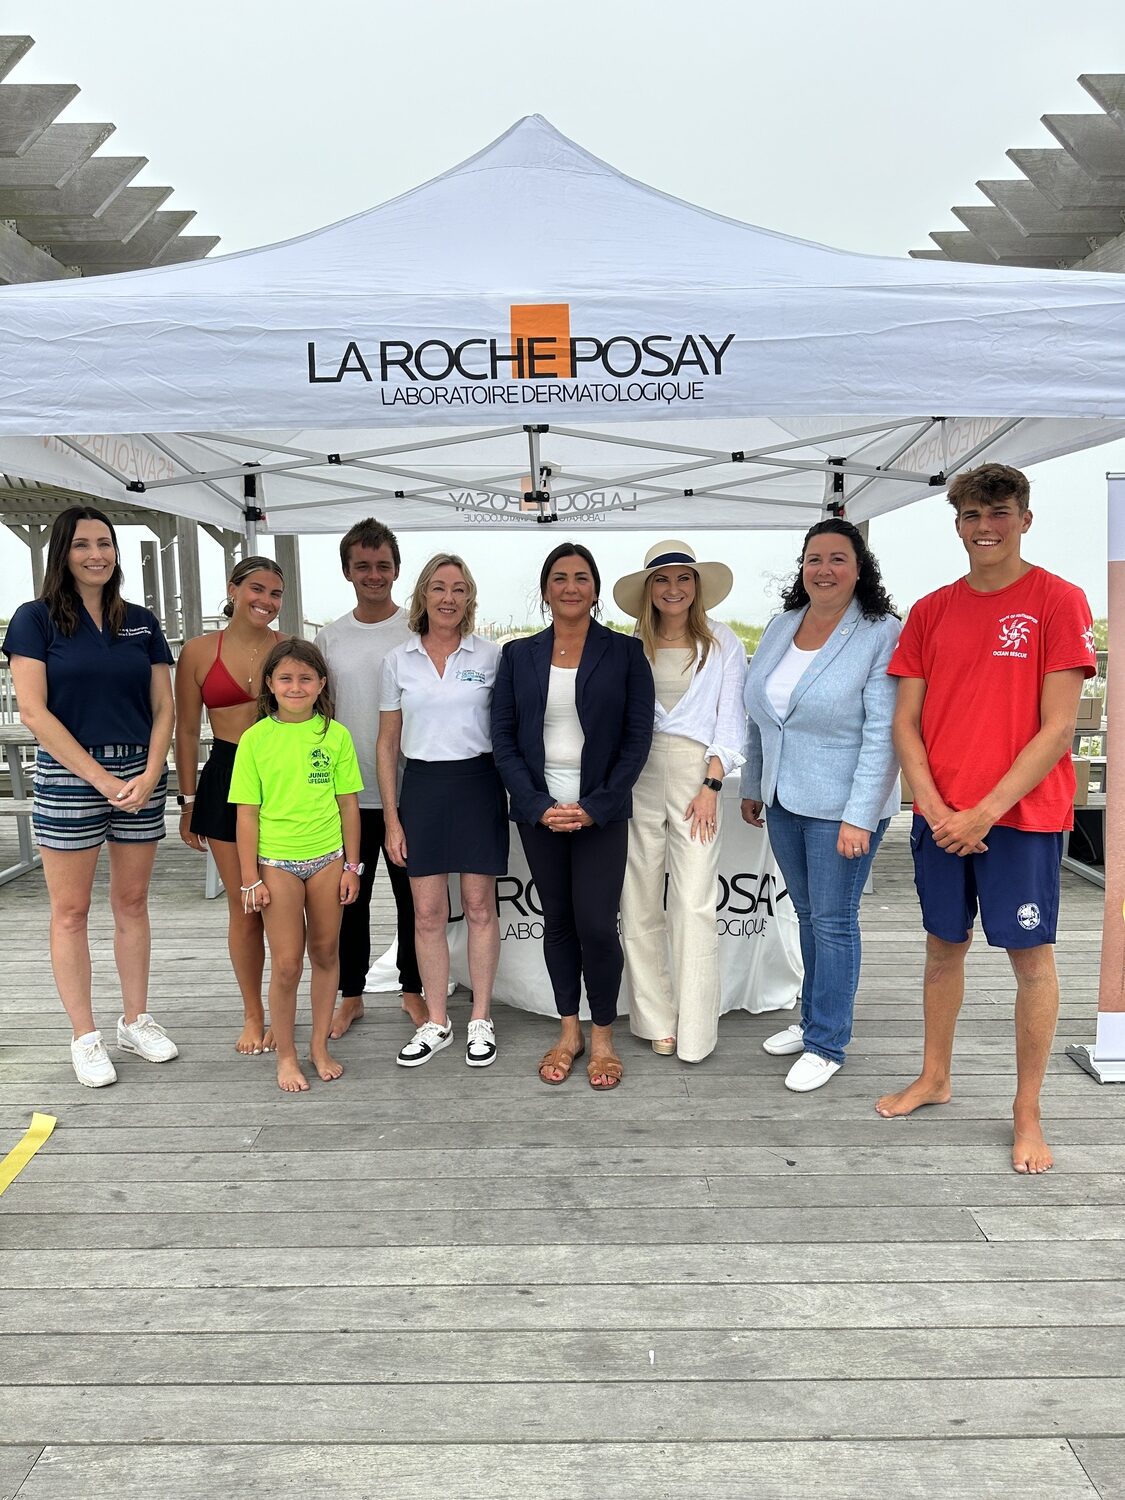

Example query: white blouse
[543,665,584,802]
[765,640,821,719]
[379,632,501,762]
[650,619,747,775]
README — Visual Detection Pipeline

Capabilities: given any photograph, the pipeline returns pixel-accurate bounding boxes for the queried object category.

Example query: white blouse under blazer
[649,619,747,776]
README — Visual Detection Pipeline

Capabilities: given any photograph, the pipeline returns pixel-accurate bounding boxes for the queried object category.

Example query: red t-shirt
[888,566,1096,832]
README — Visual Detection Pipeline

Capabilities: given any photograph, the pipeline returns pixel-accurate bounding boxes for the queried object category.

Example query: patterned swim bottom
[258,847,343,882]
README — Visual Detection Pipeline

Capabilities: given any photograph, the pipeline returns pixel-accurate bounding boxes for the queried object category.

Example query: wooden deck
[1,813,1123,1499]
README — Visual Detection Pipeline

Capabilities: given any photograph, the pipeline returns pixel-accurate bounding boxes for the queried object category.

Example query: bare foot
[329,996,365,1039]
[262,1027,277,1053]
[402,991,428,1027]
[1012,1112,1053,1174]
[276,1055,309,1093]
[311,1046,344,1082]
[875,1076,952,1117]
[235,1018,266,1055]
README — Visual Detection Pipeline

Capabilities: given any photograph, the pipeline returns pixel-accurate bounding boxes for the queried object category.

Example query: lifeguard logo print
[307,746,332,787]
[1017,903,1042,931]
[994,612,1038,661]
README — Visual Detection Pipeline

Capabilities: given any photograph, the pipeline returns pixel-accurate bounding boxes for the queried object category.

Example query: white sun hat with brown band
[612,539,734,619]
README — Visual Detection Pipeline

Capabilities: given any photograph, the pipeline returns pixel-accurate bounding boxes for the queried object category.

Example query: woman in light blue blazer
[741,520,900,1093]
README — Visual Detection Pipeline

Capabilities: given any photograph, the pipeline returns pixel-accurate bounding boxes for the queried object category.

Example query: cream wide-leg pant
[621,733,721,1062]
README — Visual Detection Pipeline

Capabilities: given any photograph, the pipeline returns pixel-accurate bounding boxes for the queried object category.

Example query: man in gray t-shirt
[315,519,425,1035]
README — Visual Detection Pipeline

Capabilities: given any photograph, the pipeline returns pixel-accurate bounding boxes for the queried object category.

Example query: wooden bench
[0,796,39,885]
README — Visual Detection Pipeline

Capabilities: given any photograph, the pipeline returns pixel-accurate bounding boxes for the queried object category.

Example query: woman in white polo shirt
[377,554,507,1069]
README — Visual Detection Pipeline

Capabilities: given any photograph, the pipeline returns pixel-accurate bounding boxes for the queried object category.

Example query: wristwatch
[343,861,365,875]
[176,793,195,807]
[702,777,723,792]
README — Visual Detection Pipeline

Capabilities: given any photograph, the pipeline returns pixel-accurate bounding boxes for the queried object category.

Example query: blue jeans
[765,803,889,1065]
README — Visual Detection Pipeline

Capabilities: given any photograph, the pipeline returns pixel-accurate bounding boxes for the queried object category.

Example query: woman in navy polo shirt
[3,507,179,1089]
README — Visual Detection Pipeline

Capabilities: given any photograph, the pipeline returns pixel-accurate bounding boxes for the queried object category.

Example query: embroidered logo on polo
[307,746,332,786]
[994,612,1037,660]
[1016,903,1042,930]
[456,669,487,684]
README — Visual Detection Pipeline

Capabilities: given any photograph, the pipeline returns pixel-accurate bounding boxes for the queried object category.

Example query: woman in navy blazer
[741,520,901,1093]
[491,542,654,1089]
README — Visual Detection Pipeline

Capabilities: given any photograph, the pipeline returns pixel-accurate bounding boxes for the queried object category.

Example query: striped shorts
[33,745,168,851]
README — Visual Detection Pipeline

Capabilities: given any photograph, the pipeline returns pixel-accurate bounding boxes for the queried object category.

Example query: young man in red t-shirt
[876,464,1096,1173]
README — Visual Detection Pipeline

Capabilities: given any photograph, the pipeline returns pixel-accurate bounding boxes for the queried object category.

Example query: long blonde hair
[408,553,477,637]
[636,569,716,672]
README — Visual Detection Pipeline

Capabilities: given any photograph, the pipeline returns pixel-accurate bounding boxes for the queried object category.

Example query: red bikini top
[200,631,256,710]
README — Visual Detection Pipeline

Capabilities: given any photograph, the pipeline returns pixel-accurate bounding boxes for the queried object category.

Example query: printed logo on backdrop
[446,870,791,943]
[306,302,735,414]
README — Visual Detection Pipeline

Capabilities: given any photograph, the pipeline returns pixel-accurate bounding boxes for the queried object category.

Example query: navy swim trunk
[909,814,1062,949]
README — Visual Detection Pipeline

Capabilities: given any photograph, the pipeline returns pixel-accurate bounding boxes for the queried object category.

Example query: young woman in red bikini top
[173,556,287,1055]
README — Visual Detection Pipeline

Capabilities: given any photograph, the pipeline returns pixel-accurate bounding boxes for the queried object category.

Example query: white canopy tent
[2,114,1125,539]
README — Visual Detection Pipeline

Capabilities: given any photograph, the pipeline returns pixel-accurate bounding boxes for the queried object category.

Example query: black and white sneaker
[396,1020,453,1068]
[465,1017,497,1068]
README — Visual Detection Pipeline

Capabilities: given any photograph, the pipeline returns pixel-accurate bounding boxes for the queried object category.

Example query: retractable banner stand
[1068,474,1125,1083]
[447,789,801,1020]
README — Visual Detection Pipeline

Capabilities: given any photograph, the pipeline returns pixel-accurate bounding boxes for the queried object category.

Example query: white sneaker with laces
[116,1014,179,1063]
[465,1017,497,1068]
[71,1031,117,1088]
[397,1020,454,1068]
[784,1052,841,1092]
[763,1023,804,1056]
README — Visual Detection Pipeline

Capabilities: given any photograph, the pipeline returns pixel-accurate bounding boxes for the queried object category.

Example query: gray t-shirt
[315,607,413,809]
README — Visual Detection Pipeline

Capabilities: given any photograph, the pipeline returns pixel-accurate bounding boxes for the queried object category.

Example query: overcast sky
[3,0,1123,626]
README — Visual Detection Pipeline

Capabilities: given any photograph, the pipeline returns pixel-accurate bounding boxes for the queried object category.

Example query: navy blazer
[490,620,655,827]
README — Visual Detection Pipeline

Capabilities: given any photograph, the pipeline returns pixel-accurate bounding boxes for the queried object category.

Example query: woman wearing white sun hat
[614,540,747,1063]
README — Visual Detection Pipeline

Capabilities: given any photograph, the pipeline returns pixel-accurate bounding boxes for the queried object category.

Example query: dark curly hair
[780,519,898,621]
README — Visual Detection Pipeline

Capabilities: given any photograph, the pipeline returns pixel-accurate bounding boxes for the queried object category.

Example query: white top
[765,640,820,719]
[315,607,412,809]
[653,648,694,712]
[379,632,501,762]
[650,619,748,775]
[543,665,584,803]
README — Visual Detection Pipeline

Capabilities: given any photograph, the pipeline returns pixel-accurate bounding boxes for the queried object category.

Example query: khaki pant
[621,734,721,1062]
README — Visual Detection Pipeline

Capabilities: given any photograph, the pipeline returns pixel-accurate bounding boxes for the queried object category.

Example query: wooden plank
[0,85,79,158]
[17,186,172,246]
[0,1205,984,1250]
[0,123,114,190]
[4,1377,1125,1444]
[5,1279,1122,1336]
[1068,1438,1125,1498]
[4,1327,1123,1386]
[0,155,145,220]
[10,1438,1099,1500]
[970,1207,1125,1241]
[1,1240,1121,1291]
[0,1446,40,1500]
[16,1142,1125,1180]
[5,1169,1125,1215]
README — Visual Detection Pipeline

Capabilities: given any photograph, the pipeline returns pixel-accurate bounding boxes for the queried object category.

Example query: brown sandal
[538,1041,585,1085]
[587,1053,623,1090]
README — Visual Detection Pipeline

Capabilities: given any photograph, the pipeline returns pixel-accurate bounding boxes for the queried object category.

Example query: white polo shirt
[379,632,501,762]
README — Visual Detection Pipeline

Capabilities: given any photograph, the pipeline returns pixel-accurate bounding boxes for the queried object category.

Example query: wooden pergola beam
[0,83,79,157]
[18,184,172,246]
[0,121,115,190]
[0,155,146,220]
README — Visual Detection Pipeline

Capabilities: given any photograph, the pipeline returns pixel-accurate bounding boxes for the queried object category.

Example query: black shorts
[190,738,239,843]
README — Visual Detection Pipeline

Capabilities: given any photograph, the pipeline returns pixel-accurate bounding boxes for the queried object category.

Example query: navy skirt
[400,754,510,878]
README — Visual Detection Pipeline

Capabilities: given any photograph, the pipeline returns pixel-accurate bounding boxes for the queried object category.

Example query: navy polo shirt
[3,600,173,747]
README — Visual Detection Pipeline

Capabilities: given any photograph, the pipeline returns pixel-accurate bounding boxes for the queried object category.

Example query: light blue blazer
[740,599,901,831]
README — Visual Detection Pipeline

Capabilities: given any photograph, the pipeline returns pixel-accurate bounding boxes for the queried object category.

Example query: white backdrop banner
[446,795,801,1019]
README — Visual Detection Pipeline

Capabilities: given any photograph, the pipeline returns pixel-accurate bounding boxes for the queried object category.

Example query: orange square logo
[509,303,572,379]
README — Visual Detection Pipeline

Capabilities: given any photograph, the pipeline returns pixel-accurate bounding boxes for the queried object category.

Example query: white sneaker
[763,1023,804,1056]
[71,1032,117,1088]
[397,1020,453,1068]
[466,1017,497,1068]
[116,1014,179,1063]
[785,1052,841,1092]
